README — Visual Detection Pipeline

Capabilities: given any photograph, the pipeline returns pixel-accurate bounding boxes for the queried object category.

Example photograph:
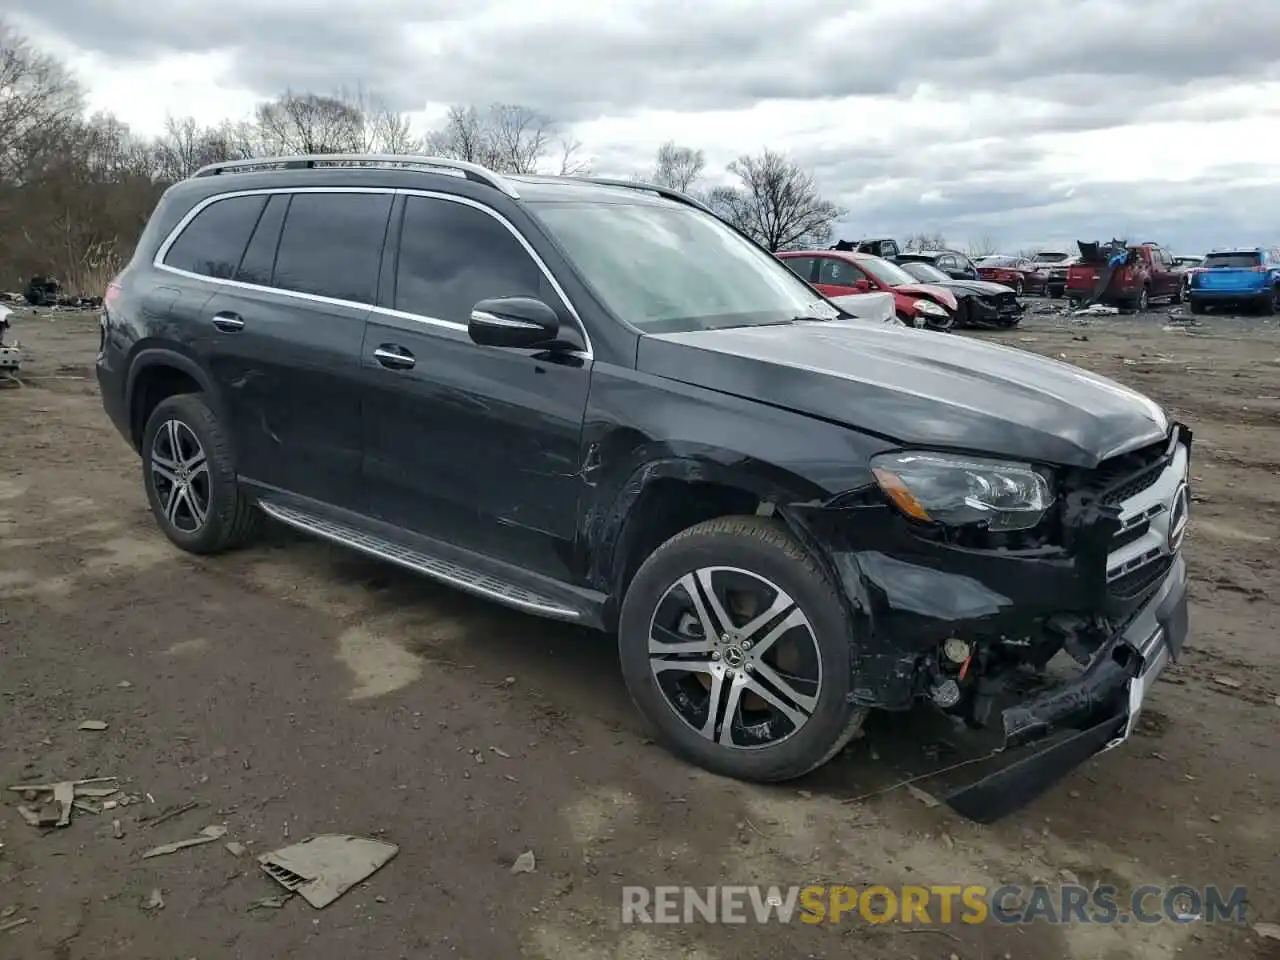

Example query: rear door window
[234,194,287,286]
[393,196,544,323]
[272,192,393,304]
[163,195,268,279]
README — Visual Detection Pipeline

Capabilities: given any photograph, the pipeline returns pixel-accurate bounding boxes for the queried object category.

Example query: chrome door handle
[212,312,244,332]
[374,346,415,370]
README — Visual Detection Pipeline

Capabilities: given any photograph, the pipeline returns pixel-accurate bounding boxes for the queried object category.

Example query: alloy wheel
[150,419,210,533]
[647,566,822,749]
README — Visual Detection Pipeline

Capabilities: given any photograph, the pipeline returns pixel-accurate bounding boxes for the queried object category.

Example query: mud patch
[164,638,209,656]
[82,535,175,573]
[336,625,423,700]
[563,786,641,848]
[1193,518,1272,543]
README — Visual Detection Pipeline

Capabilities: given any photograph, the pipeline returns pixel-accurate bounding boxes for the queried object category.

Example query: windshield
[1032,252,1070,263]
[899,261,950,283]
[1202,252,1261,269]
[859,256,919,287]
[530,201,838,333]
[978,256,1017,267]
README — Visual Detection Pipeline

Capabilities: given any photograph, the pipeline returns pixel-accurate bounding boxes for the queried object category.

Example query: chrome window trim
[152,185,593,359]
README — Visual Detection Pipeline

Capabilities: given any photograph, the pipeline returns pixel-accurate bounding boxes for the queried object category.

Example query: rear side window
[394,196,543,323]
[235,194,288,286]
[1202,252,1261,269]
[163,195,267,279]
[273,192,393,304]
[818,258,866,286]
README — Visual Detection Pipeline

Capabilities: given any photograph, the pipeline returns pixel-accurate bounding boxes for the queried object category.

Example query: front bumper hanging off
[943,554,1188,823]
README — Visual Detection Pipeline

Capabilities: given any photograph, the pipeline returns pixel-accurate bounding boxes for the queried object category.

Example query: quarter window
[394,196,544,323]
[163,195,267,279]
[272,192,393,304]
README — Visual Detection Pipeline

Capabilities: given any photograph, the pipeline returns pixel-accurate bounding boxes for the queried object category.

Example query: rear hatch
[1067,240,1136,290]
[1192,251,1266,292]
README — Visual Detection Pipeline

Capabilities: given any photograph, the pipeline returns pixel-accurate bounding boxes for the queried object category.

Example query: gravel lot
[1,304,1277,960]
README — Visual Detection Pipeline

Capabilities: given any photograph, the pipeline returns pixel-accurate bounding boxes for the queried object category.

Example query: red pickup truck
[1065,242,1183,311]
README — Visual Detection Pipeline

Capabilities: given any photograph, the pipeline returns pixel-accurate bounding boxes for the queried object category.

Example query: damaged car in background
[895,259,1024,329]
[779,249,958,330]
[975,255,1048,296]
[1066,240,1183,311]
[95,154,1190,822]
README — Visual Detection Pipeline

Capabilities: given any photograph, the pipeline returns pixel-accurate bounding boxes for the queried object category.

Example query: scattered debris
[225,841,248,858]
[258,835,398,909]
[511,850,537,874]
[490,747,511,759]
[113,819,124,839]
[1255,922,1280,940]
[140,799,202,828]
[141,825,228,859]
[905,784,940,808]
[248,895,293,912]
[0,918,31,934]
[1212,676,1243,690]
[117,680,133,689]
[77,720,109,731]
[1073,304,1120,316]
[141,889,165,912]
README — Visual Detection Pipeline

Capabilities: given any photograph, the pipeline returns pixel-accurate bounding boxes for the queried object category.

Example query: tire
[1134,286,1149,313]
[618,516,867,783]
[141,393,261,554]
[1190,297,1206,315]
[1172,281,1184,305]
[1261,288,1277,316]
[1013,278,1024,296]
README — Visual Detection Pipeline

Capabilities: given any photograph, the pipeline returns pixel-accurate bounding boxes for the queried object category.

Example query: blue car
[1188,247,1280,315]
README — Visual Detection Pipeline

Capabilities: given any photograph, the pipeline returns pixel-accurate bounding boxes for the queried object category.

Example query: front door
[814,256,871,297]
[360,194,591,582]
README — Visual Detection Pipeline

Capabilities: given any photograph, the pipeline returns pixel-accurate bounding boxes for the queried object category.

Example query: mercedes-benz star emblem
[1167,482,1189,552]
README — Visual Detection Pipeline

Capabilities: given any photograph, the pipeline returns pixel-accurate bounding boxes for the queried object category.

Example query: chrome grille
[1104,441,1189,592]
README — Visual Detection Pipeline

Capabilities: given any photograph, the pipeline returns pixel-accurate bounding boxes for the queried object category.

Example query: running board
[256,500,584,622]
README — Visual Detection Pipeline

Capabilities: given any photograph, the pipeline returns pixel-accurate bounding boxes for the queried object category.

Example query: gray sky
[11,0,1280,253]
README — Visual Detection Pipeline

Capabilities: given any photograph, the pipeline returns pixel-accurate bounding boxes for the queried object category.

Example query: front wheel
[618,517,866,782]
[1190,297,1206,315]
[1013,278,1025,296]
[141,393,261,554]
[1134,286,1150,313]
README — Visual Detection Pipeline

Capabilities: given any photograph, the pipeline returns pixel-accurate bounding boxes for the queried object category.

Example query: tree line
[2,19,858,294]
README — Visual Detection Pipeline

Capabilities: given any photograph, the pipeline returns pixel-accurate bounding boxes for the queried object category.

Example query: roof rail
[558,177,715,215]
[190,154,520,198]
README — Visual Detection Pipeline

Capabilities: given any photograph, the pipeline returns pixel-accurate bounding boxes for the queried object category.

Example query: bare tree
[905,231,948,252]
[255,90,365,155]
[966,235,997,258]
[0,19,84,181]
[425,103,582,174]
[708,149,843,252]
[643,141,704,192]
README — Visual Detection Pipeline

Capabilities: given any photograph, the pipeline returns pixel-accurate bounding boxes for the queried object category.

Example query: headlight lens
[915,300,947,317]
[870,451,1055,531]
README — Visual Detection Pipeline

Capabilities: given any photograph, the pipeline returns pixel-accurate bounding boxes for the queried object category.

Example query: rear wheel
[142,393,261,554]
[1190,297,1206,315]
[1261,287,1278,316]
[618,517,866,782]
[1013,278,1025,296]
[1134,286,1150,313]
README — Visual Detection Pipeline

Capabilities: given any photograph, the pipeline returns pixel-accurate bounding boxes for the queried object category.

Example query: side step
[257,500,585,622]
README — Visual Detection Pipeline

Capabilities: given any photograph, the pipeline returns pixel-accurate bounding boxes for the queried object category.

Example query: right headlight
[870,451,1055,531]
[914,299,948,317]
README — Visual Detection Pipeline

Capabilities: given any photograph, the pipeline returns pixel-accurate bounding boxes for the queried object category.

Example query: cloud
[7,0,1279,250]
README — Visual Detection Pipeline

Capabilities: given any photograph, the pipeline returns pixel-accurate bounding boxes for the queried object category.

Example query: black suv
[97,155,1191,821]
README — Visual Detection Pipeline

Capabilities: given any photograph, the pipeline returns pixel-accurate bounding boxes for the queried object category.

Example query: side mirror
[853,279,872,293]
[468,297,560,349]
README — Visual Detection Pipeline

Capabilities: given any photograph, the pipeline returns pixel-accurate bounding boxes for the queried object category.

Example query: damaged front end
[784,424,1192,822]
[0,305,21,378]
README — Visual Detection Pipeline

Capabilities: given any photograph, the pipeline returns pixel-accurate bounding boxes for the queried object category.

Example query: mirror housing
[468,297,560,349]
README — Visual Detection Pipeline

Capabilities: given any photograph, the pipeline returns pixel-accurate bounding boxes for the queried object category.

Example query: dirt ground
[1,301,1278,960]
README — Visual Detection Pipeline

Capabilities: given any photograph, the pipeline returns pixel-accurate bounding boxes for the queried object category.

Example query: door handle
[374,345,415,370]
[211,312,244,332]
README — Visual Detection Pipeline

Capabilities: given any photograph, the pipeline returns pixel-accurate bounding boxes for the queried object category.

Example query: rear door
[191,190,392,508]
[1149,247,1176,297]
[780,256,819,284]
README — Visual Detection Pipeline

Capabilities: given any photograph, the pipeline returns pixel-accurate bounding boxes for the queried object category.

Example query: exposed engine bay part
[1076,239,1139,307]
[258,834,399,908]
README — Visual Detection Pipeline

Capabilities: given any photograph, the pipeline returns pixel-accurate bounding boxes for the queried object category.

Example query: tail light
[104,280,122,311]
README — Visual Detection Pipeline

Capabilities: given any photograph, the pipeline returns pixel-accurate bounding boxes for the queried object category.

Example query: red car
[975,256,1048,296]
[778,250,958,329]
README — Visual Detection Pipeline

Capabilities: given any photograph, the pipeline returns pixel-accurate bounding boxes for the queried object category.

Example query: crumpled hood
[893,282,957,309]
[927,279,1015,297]
[638,322,1168,468]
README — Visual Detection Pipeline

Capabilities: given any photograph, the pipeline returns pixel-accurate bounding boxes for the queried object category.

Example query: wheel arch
[125,348,223,450]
